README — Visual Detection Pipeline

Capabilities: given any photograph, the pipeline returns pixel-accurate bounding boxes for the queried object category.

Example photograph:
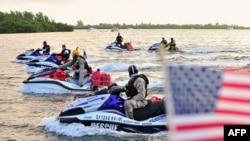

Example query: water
[1,29,250,141]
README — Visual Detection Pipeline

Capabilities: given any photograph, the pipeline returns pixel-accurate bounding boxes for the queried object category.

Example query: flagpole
[158,44,177,141]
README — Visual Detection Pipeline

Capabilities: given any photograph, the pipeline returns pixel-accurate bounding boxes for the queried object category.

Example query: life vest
[126,74,149,97]
[73,56,92,74]
[165,45,171,50]
[43,45,50,55]
[61,49,71,59]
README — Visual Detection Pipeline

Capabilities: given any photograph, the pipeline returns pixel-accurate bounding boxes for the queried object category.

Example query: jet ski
[148,43,180,52]
[27,54,70,69]
[58,86,166,133]
[16,48,42,63]
[22,68,111,95]
[104,42,143,52]
[148,43,160,52]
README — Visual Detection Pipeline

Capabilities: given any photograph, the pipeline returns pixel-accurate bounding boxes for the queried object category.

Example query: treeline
[0,11,73,33]
[75,22,250,30]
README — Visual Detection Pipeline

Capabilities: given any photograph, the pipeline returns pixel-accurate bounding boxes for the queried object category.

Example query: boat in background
[87,27,96,32]
[111,27,119,32]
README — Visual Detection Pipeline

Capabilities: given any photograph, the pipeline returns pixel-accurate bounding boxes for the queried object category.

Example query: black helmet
[128,65,138,77]
[43,41,47,44]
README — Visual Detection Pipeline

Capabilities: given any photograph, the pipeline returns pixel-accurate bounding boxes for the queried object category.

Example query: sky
[1,0,250,26]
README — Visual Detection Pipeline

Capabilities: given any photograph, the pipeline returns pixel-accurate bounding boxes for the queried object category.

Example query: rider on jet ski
[115,32,123,48]
[53,44,71,61]
[37,41,50,55]
[58,48,92,87]
[123,65,149,119]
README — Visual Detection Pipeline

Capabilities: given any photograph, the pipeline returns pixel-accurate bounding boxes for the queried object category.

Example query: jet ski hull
[58,89,167,134]
[22,78,94,95]
[16,49,41,61]
[59,112,166,133]
[105,42,143,52]
[26,62,59,71]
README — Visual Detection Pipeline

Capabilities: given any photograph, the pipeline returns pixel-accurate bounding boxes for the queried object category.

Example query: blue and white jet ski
[58,86,166,133]
[15,49,42,63]
[148,43,160,52]
[104,42,143,52]
[25,55,70,73]
[148,43,180,52]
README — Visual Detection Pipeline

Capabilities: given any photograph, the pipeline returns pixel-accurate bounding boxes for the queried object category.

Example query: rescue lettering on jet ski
[96,115,117,121]
[91,122,118,130]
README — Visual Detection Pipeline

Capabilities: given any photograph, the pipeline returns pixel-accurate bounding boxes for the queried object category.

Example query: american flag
[83,50,87,59]
[164,64,250,141]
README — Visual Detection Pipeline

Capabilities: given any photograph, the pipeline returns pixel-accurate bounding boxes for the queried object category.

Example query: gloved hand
[123,86,127,92]
[123,85,129,93]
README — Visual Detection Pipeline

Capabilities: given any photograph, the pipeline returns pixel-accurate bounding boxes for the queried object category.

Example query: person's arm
[131,77,146,100]
[59,60,73,69]
[78,59,85,86]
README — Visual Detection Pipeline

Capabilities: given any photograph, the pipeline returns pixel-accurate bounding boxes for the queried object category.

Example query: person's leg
[65,76,78,84]
[124,99,136,119]
[83,75,91,84]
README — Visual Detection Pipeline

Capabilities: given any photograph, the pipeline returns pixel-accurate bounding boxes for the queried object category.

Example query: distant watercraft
[87,27,96,32]
[111,27,119,32]
[104,42,143,52]
[148,43,180,52]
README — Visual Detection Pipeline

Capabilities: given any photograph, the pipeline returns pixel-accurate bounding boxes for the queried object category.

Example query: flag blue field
[164,64,250,141]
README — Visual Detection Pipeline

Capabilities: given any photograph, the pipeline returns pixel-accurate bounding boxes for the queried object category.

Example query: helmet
[43,41,47,44]
[128,65,138,77]
[72,49,80,56]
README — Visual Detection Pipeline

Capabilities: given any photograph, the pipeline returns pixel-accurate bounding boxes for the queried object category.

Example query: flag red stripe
[215,109,250,116]
[222,82,250,89]
[176,122,223,130]
[182,136,223,141]
[219,96,250,103]
[176,121,249,131]
[224,69,250,74]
